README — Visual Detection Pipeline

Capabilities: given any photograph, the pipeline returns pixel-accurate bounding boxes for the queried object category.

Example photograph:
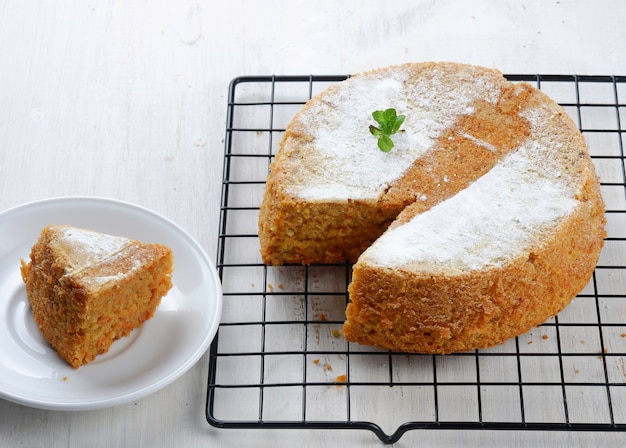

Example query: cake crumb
[335,374,347,383]
[62,376,68,381]
[527,341,533,345]
[313,358,333,371]
[542,334,549,340]
[331,329,341,338]
[319,313,327,321]
[621,333,626,338]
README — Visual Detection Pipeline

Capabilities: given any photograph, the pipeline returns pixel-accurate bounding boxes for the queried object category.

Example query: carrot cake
[258,62,605,354]
[20,225,174,368]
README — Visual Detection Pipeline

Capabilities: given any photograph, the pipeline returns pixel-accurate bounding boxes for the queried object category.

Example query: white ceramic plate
[0,197,222,411]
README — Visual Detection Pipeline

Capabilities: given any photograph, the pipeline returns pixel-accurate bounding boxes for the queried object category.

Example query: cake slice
[20,225,174,368]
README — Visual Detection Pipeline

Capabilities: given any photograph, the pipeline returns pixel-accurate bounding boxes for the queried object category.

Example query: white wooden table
[2,1,626,446]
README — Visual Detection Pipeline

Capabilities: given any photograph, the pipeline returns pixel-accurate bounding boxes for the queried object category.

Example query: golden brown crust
[20,225,174,368]
[382,82,533,218]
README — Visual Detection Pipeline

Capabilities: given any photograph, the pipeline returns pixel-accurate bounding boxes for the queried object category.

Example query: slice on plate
[20,225,174,368]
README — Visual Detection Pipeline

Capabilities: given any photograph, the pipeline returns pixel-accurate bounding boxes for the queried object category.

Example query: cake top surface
[51,226,132,268]
[280,63,503,201]
[360,103,581,272]
[46,225,145,289]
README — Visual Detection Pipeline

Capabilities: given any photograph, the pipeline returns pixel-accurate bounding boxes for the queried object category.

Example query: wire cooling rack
[206,73,626,443]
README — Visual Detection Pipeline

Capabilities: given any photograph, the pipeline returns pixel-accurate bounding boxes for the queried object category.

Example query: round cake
[258,62,606,354]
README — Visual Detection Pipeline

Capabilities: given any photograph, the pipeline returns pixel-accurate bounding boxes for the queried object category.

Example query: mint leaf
[372,110,386,124]
[389,114,405,134]
[369,124,383,136]
[377,134,394,152]
[369,108,405,152]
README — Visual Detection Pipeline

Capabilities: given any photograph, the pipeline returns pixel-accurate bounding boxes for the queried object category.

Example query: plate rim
[0,195,223,411]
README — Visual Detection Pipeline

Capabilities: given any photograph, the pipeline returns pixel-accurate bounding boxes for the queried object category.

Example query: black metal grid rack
[206,73,626,443]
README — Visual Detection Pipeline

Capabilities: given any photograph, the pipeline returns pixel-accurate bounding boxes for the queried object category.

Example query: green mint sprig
[369,108,405,152]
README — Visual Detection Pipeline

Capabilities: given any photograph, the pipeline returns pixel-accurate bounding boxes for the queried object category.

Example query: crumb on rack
[312,358,333,371]
[331,329,341,338]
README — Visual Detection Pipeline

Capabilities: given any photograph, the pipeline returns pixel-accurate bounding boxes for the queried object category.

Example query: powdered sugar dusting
[362,107,579,271]
[57,227,131,272]
[87,272,127,286]
[286,66,501,200]
[458,132,498,153]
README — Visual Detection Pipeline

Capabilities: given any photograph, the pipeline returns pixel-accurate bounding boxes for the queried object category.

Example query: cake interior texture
[20,225,174,368]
